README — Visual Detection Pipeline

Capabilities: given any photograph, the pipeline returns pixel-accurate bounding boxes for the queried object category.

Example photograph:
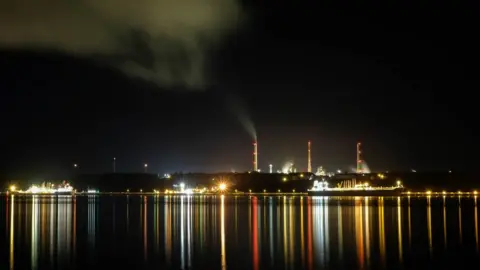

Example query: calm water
[1,195,479,269]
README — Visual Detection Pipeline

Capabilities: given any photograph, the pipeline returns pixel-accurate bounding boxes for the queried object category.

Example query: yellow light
[282,177,287,181]
[426,190,432,195]
[442,191,446,195]
[300,174,304,177]
[9,185,16,192]
[365,182,369,186]
[219,183,226,191]
[474,190,478,195]
[407,191,411,195]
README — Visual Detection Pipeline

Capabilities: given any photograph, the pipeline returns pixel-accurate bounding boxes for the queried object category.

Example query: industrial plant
[3,140,478,195]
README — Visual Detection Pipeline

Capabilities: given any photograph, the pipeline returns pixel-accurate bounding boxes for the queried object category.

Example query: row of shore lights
[407,190,478,195]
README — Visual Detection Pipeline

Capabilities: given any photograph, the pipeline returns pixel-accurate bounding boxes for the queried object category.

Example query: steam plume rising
[0,0,243,88]
[225,93,257,140]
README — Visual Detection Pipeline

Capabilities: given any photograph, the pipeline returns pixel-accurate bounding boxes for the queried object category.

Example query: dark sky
[1,1,478,179]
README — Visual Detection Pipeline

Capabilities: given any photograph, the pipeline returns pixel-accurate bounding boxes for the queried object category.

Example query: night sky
[0,1,478,180]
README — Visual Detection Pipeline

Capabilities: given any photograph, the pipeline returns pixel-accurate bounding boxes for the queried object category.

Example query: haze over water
[1,195,479,269]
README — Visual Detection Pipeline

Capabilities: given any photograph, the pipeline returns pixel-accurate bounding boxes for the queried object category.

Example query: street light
[73,164,78,168]
[144,163,148,173]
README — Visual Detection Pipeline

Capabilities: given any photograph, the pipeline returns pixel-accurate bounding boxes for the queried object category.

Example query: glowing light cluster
[10,182,74,194]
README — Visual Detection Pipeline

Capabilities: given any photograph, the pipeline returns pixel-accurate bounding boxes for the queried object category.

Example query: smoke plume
[0,0,243,88]
[225,93,257,141]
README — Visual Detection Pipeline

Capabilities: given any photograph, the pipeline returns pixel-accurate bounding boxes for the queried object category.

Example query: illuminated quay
[307,179,405,196]
[8,181,75,195]
[3,176,479,197]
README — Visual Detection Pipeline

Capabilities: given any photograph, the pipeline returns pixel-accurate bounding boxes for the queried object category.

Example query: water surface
[1,195,479,269]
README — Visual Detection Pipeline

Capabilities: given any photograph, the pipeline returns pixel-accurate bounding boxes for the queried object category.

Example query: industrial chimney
[253,141,258,172]
[356,142,363,174]
[307,141,312,173]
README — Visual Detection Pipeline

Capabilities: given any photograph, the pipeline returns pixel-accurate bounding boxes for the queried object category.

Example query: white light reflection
[289,198,294,269]
[73,196,77,260]
[324,197,329,264]
[49,196,55,265]
[9,195,15,270]
[66,196,72,262]
[31,195,40,270]
[143,196,147,262]
[180,196,185,270]
[313,197,327,267]
[337,201,343,261]
[57,196,73,265]
[187,196,192,268]
[88,195,97,252]
[283,196,287,268]
[220,195,226,270]
[397,197,403,262]
[269,198,274,265]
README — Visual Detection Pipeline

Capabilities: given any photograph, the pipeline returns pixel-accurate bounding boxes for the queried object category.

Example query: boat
[307,180,405,196]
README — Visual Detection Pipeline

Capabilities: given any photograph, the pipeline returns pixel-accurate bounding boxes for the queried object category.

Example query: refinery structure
[251,139,371,175]
[4,139,383,195]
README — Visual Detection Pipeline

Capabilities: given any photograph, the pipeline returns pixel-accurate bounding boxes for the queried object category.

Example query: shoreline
[1,191,478,197]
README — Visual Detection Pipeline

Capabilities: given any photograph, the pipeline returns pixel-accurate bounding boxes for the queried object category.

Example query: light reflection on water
[1,195,480,269]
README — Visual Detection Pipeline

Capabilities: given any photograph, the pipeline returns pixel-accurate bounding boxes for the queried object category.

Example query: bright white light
[219,183,226,191]
[29,186,40,194]
[184,189,193,194]
[180,183,185,189]
[9,185,16,192]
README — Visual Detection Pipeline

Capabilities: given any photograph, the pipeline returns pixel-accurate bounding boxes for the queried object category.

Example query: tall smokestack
[253,141,258,172]
[307,141,312,173]
[356,142,362,173]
